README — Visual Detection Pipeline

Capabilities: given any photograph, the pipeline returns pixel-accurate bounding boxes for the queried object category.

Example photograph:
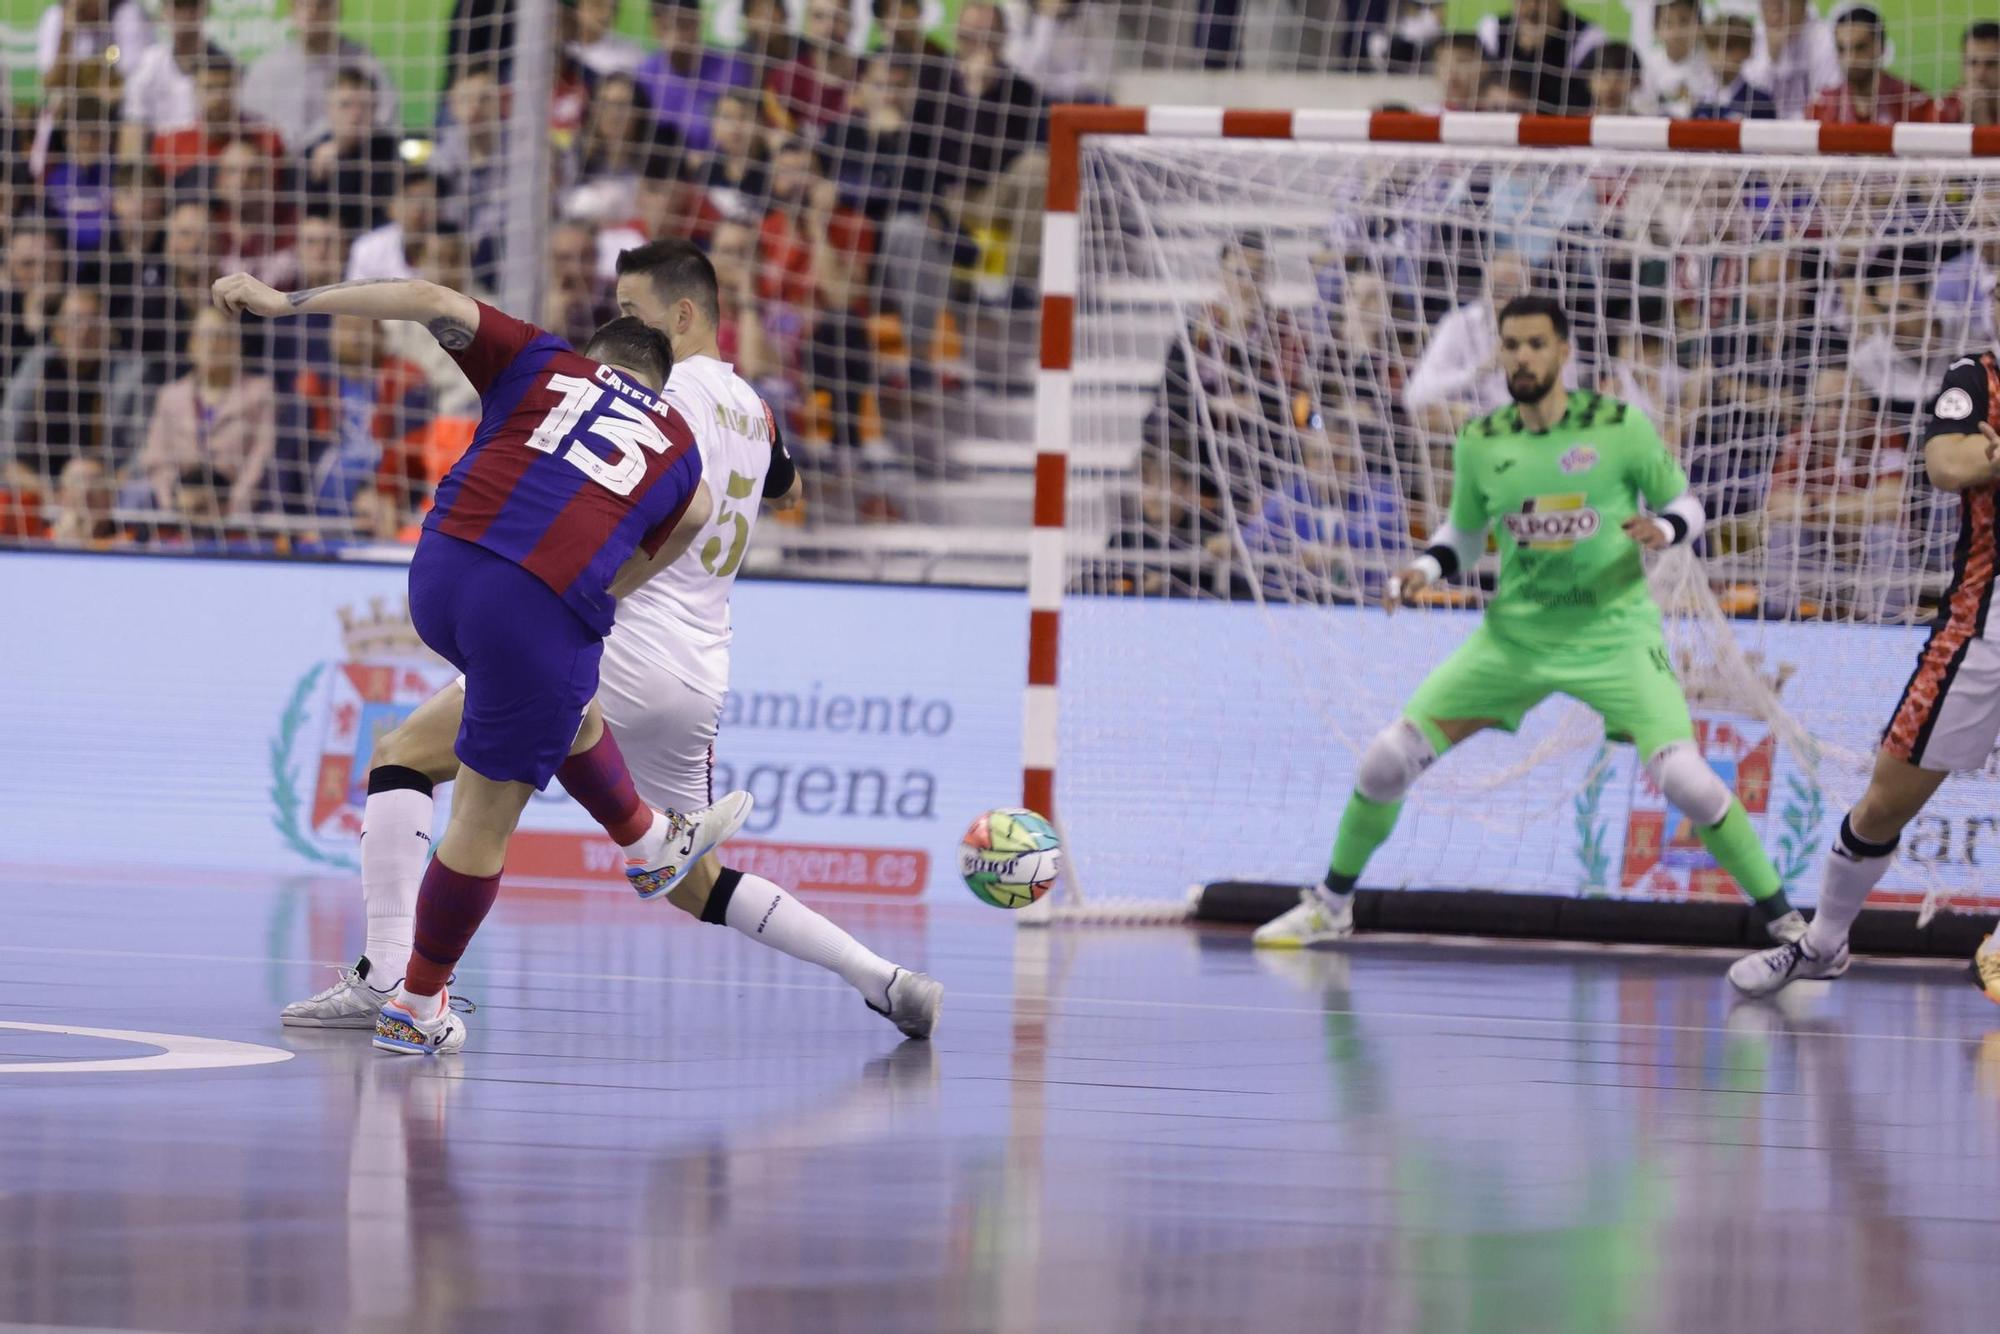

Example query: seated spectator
[214,137,299,289]
[1808,7,1941,124]
[42,93,116,261]
[1475,0,1602,115]
[692,90,769,226]
[1,221,65,378]
[1404,249,1532,433]
[1102,449,1224,598]
[299,67,403,235]
[0,286,144,487]
[819,56,917,223]
[1691,11,1775,119]
[636,0,751,154]
[1843,246,1947,418]
[1002,0,1117,103]
[765,0,855,135]
[550,7,600,151]
[253,207,340,387]
[135,304,274,513]
[1583,40,1648,113]
[1598,330,1691,445]
[542,218,619,347]
[77,162,163,333]
[761,150,875,449]
[430,63,506,285]
[152,50,286,186]
[292,313,429,528]
[878,0,951,66]
[1936,188,1998,343]
[563,72,679,224]
[132,197,216,360]
[384,229,488,422]
[738,0,796,88]
[241,0,396,149]
[1950,21,2000,126]
[119,0,205,158]
[346,165,439,281]
[572,0,644,77]
[1430,32,1485,111]
[707,215,776,382]
[1638,0,1713,117]
[1217,404,1407,602]
[47,454,120,547]
[1745,0,1838,119]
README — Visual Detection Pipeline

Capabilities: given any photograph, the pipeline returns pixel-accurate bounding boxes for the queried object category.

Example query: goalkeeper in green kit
[1256,295,1804,948]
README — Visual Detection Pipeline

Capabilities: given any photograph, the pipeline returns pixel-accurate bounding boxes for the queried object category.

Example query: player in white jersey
[283,239,942,1039]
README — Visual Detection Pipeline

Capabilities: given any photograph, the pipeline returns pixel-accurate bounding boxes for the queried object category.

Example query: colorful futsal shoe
[281,959,393,1028]
[866,968,944,1040]
[626,791,756,900]
[1253,886,1355,948]
[1727,936,1850,998]
[1975,938,2000,1005]
[373,987,469,1056]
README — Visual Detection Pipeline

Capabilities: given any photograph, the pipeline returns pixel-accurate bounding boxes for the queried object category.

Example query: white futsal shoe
[627,791,757,900]
[1253,887,1355,948]
[868,968,944,1041]
[373,986,469,1056]
[1728,936,1850,999]
[281,960,393,1028]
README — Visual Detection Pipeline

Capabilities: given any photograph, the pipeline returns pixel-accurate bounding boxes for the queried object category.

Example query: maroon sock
[405,855,501,997]
[556,727,653,847]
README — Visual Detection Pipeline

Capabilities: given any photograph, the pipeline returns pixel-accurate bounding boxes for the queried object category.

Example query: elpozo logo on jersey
[1502,493,1601,550]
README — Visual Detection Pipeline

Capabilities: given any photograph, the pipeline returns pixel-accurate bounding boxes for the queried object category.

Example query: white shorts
[1884,632,2000,774]
[594,643,724,812]
[452,645,722,811]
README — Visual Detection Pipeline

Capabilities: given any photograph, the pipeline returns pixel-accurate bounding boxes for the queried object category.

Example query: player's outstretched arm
[212,273,483,348]
[610,484,715,600]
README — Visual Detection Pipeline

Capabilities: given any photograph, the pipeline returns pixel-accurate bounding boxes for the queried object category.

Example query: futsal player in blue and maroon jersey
[213,271,755,1056]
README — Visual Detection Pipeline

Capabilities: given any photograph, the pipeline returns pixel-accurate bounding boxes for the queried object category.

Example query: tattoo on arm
[427,317,474,350]
[284,278,403,309]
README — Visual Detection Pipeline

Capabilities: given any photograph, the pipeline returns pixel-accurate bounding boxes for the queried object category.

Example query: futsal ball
[959,808,1062,909]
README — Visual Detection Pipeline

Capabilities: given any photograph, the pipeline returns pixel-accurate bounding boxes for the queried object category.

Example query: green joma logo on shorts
[1502,494,1601,550]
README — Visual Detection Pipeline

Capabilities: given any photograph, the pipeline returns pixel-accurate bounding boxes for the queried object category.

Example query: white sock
[360,787,431,988]
[622,807,669,862]
[723,874,899,1008]
[395,984,445,1019]
[1805,814,1896,957]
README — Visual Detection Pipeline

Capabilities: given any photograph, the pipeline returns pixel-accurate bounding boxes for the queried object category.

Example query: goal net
[1033,112,2000,925]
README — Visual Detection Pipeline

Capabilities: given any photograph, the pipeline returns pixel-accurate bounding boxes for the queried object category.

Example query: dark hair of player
[1497,294,1570,340]
[616,238,721,328]
[584,316,675,388]
[1969,21,2000,45]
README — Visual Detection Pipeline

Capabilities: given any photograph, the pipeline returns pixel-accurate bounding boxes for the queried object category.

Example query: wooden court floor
[4,868,1999,1334]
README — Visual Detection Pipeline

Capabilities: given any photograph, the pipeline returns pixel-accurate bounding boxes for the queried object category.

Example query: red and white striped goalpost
[1021,105,2000,920]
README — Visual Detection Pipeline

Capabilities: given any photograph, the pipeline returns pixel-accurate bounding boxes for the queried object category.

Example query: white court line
[0,941,1976,1047]
[0,1021,295,1075]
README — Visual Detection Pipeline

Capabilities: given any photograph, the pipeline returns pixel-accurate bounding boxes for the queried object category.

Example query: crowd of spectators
[0,0,1990,573]
[1117,12,2000,614]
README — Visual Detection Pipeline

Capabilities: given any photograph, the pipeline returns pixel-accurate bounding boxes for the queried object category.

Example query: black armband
[1660,512,1689,546]
[762,417,796,499]
[1423,543,1459,581]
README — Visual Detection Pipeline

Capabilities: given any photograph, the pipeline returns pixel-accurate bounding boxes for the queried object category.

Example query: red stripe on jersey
[434,377,565,545]
[519,406,699,593]
[1886,486,1995,759]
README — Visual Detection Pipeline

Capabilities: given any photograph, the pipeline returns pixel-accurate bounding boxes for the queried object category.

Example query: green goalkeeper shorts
[1403,623,1695,759]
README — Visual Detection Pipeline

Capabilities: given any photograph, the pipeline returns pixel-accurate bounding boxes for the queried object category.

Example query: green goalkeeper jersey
[1447,390,1688,652]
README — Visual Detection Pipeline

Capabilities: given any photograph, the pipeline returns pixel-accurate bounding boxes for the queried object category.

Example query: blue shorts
[407,532,602,788]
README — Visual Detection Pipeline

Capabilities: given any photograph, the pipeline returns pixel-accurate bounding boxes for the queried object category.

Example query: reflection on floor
[3,868,1998,1334]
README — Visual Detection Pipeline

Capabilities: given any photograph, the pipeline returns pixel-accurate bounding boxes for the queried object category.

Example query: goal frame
[1021,105,2000,923]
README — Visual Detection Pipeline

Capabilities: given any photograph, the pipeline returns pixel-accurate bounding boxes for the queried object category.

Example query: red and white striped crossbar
[1019,105,2000,818]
